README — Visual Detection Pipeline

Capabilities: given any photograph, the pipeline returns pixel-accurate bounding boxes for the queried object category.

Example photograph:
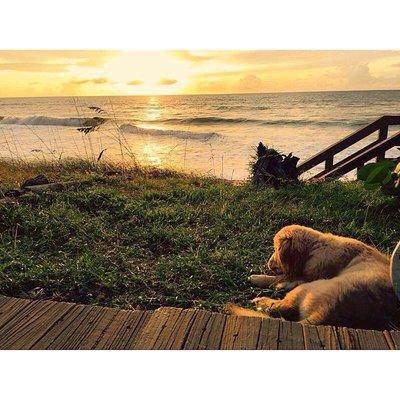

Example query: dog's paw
[251,296,275,309]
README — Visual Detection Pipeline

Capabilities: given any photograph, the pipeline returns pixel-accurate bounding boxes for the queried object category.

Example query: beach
[1,90,400,180]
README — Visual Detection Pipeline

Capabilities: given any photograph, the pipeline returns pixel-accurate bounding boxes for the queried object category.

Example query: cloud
[187,74,268,94]
[341,63,376,88]
[69,77,108,85]
[0,50,117,72]
[0,62,69,73]
[237,75,264,91]
[127,79,144,85]
[158,78,177,85]
[169,50,213,63]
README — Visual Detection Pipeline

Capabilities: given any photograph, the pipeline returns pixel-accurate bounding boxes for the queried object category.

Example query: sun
[102,50,191,94]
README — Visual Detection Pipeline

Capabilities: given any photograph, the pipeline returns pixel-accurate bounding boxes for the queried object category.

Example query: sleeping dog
[227,225,400,330]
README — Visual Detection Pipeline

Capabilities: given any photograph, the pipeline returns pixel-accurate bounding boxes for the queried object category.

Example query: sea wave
[0,115,105,127]
[137,116,370,127]
[119,123,218,141]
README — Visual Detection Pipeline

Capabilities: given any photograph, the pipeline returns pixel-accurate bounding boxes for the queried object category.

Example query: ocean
[1,90,400,180]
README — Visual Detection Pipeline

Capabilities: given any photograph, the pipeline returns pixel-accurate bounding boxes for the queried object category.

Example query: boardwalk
[0,295,398,350]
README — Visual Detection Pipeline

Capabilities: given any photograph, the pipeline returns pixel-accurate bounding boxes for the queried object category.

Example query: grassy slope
[0,160,399,311]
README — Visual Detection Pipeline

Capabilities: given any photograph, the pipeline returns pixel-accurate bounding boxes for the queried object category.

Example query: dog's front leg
[275,280,305,291]
[248,274,283,288]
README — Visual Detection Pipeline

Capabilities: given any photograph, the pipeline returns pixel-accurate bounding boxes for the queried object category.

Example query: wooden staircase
[297,115,400,179]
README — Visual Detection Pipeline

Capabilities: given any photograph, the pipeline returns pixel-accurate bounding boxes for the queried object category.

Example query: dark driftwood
[251,142,299,188]
[4,178,92,197]
[24,181,92,193]
[21,173,50,188]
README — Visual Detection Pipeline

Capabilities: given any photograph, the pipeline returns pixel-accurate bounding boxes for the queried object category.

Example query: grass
[0,158,399,312]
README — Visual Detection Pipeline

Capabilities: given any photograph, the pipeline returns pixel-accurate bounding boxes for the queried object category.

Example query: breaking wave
[119,124,218,141]
[0,115,105,127]
[135,116,369,127]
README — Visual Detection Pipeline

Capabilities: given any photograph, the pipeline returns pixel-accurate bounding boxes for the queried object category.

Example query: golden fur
[226,225,400,329]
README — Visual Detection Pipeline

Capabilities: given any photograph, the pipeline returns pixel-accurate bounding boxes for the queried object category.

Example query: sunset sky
[1,50,400,97]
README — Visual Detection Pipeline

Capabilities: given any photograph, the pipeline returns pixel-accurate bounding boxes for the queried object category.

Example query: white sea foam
[0,115,104,127]
[119,123,218,141]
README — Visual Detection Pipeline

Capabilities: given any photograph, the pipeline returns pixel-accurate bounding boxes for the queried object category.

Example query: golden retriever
[226,225,400,330]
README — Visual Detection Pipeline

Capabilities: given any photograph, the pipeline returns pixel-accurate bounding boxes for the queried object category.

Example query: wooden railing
[297,115,400,179]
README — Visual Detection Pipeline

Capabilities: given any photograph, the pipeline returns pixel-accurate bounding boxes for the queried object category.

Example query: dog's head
[267,225,319,278]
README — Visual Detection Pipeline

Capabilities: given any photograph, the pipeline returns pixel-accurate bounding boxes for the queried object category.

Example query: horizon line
[1,88,400,99]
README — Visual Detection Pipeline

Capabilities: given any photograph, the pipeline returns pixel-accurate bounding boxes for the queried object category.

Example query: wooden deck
[0,295,398,350]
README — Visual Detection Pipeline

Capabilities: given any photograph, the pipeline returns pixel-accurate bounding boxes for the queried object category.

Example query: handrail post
[325,155,334,171]
[377,124,389,161]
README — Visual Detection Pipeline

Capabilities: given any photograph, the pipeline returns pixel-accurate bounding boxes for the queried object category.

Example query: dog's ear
[276,236,305,277]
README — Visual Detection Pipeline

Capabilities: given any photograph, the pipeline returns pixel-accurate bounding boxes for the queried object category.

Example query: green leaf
[365,164,392,184]
[382,171,393,185]
[378,159,397,170]
[358,160,397,181]
[358,163,378,181]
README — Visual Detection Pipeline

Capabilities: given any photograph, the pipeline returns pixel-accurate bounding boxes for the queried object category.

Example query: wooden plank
[32,304,88,349]
[336,327,361,349]
[0,300,63,349]
[57,306,119,350]
[0,297,33,330]
[164,309,198,350]
[134,307,183,350]
[383,331,395,350]
[2,302,75,350]
[94,310,134,349]
[97,310,152,350]
[220,316,239,349]
[149,307,185,350]
[356,329,390,350]
[46,305,102,349]
[231,316,262,350]
[0,295,12,308]
[316,325,340,350]
[194,312,227,350]
[387,330,400,350]
[278,320,305,350]
[77,307,120,350]
[303,324,325,350]
[182,309,213,350]
[257,317,280,349]
[122,312,152,349]
[220,315,262,350]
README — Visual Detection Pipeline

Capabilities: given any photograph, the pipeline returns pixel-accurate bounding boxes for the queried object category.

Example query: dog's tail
[224,302,267,318]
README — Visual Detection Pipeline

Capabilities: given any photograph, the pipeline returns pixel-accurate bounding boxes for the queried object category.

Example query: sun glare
[102,51,190,95]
